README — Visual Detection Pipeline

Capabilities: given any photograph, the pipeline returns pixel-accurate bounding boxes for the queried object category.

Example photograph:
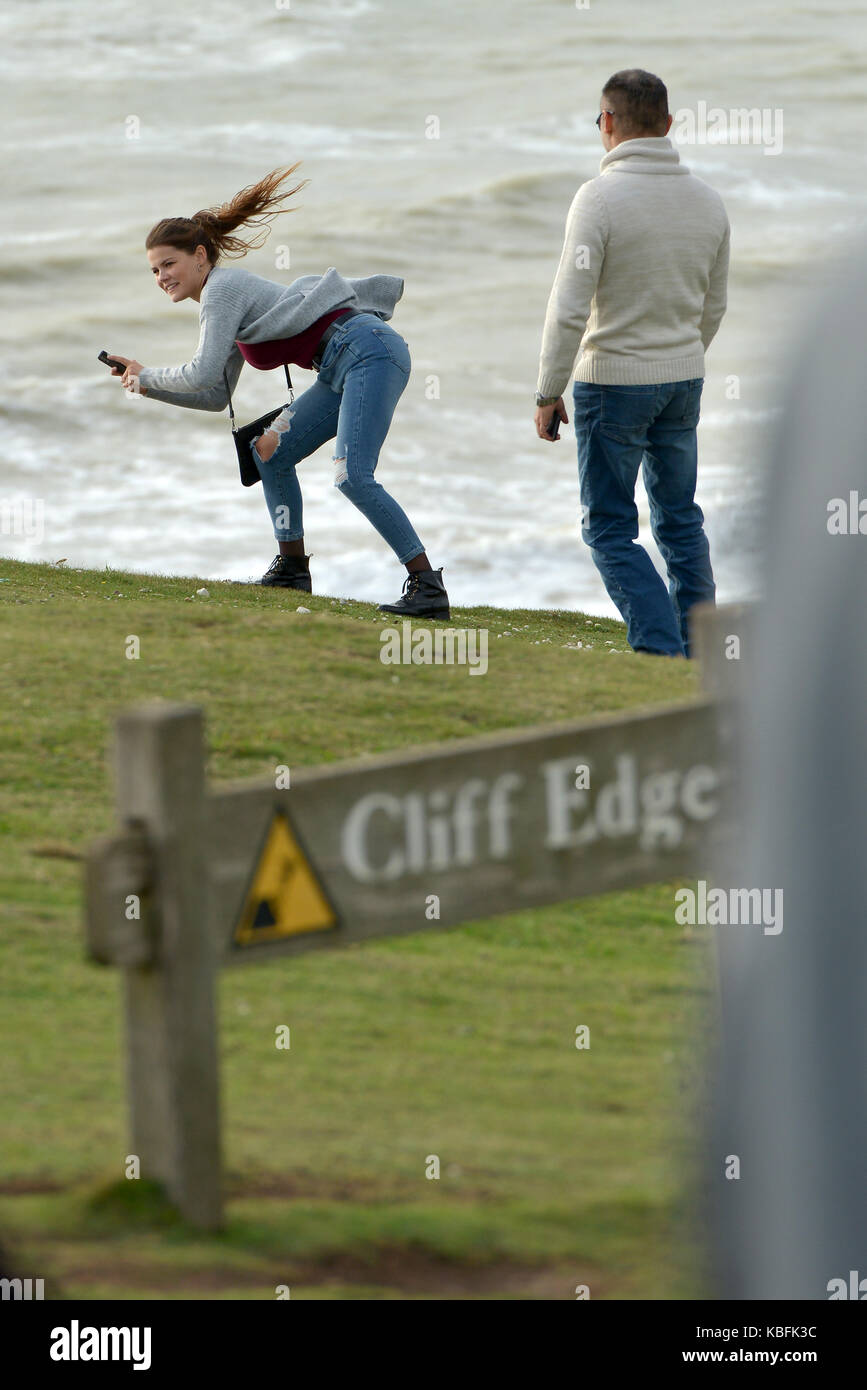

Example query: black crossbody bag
[222,365,294,487]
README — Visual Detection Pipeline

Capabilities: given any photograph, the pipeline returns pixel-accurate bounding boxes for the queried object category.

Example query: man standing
[535,69,729,658]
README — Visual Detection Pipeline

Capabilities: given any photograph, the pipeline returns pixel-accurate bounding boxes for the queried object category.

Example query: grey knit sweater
[139,265,404,411]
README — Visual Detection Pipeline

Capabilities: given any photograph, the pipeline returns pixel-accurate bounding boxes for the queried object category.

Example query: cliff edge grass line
[0,556,709,1299]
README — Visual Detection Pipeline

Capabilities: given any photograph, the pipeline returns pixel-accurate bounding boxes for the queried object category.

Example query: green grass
[0,557,715,1300]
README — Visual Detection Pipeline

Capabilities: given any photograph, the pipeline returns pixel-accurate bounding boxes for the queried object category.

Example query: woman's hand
[107,355,146,394]
[253,429,279,464]
[121,359,144,392]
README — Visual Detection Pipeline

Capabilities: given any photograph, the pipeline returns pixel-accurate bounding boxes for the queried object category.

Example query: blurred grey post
[692,598,761,889]
[114,703,222,1230]
[706,237,867,1299]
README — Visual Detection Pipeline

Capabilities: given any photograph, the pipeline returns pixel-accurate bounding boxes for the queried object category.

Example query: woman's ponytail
[145,163,309,263]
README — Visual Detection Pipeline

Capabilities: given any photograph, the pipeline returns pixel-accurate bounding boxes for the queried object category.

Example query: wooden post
[689,600,762,1072]
[690,600,759,877]
[689,599,758,705]
[86,678,734,1230]
[113,703,222,1230]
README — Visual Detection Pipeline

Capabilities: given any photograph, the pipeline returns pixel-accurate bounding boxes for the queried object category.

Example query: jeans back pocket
[678,378,704,428]
[370,325,411,372]
[600,384,658,444]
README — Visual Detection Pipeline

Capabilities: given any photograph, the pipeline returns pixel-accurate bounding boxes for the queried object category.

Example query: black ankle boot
[378,567,450,620]
[260,554,312,591]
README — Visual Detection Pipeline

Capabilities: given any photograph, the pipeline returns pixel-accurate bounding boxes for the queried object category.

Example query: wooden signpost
[83,601,751,1228]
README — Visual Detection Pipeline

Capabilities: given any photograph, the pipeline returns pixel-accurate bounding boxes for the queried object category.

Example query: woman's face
[146,243,208,302]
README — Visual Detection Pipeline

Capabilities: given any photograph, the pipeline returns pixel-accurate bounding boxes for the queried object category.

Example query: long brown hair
[145,163,309,263]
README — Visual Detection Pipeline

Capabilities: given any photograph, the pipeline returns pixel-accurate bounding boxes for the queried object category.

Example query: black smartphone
[98,350,126,373]
[547,411,561,440]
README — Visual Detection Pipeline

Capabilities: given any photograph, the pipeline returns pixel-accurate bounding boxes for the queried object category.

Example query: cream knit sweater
[537,136,730,394]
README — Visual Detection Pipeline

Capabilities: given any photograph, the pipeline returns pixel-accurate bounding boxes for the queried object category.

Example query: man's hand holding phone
[535,396,567,441]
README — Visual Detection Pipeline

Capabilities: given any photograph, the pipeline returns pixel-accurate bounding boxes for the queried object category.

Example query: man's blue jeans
[252,312,425,564]
[572,378,716,658]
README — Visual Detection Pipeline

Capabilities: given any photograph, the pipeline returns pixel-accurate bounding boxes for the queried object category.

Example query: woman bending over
[108,164,450,617]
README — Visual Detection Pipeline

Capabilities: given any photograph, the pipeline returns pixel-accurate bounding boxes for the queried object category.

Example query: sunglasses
[595,110,615,128]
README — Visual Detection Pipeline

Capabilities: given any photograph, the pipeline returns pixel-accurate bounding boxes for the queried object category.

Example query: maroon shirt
[235,307,352,372]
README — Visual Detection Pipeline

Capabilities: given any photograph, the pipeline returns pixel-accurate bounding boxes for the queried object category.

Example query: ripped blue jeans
[250,311,424,564]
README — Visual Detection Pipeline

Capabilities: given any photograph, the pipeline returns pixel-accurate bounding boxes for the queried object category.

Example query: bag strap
[223,363,293,433]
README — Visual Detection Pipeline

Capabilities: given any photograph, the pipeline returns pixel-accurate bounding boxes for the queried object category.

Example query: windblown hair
[145,163,309,263]
[602,69,669,137]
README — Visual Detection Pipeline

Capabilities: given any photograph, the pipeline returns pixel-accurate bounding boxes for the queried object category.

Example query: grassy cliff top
[0,557,710,1300]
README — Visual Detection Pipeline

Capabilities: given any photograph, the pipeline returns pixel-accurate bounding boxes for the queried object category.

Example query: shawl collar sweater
[537,136,730,394]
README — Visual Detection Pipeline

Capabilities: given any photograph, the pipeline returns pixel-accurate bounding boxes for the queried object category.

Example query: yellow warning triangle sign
[234,811,336,948]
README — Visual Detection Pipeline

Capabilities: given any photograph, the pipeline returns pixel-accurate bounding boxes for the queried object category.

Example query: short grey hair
[601,69,669,136]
